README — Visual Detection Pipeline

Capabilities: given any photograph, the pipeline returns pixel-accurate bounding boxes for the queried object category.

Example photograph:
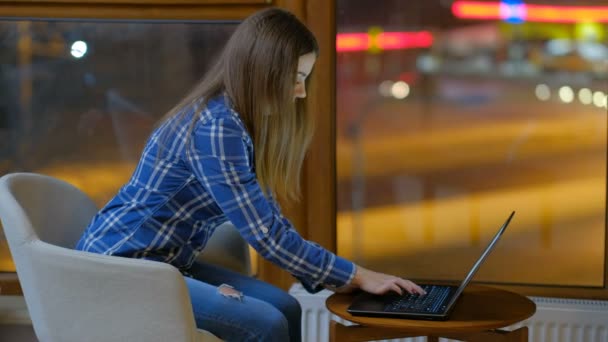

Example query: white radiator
[289,284,608,342]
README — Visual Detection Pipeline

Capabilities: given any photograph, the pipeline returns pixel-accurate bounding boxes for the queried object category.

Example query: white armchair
[0,172,251,342]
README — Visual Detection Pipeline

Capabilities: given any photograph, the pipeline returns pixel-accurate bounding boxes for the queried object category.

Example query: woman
[76,7,425,342]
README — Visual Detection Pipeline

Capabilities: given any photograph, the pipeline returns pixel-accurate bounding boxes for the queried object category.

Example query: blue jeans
[184,261,302,342]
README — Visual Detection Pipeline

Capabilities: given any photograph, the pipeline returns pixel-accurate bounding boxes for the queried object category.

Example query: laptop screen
[444,211,515,309]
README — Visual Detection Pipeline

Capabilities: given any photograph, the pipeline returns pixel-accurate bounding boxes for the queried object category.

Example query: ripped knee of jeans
[218,283,243,301]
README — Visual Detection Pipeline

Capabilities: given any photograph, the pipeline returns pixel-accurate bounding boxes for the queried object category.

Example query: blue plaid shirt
[75,95,355,292]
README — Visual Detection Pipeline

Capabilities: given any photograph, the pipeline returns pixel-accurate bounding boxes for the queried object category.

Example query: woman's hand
[350,265,426,296]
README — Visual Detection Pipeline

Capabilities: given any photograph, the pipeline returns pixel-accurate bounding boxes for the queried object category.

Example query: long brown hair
[159,8,318,201]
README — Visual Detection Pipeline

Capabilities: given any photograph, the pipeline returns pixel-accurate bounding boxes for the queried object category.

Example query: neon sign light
[336,31,433,52]
[452,1,608,23]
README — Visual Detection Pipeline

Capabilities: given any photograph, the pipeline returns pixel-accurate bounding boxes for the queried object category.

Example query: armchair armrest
[15,241,198,342]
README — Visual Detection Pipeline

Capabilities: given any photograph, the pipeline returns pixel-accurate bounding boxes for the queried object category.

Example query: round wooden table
[326,284,536,342]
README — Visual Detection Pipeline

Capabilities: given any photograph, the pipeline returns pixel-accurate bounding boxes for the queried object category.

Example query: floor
[0,324,37,342]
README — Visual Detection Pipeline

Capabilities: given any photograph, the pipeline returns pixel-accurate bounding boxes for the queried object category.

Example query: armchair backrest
[0,173,97,249]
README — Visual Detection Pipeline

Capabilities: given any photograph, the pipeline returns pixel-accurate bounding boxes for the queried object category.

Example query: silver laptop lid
[444,211,515,309]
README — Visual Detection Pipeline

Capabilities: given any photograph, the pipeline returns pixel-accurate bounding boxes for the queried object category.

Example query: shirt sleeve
[266,192,334,293]
[187,115,355,291]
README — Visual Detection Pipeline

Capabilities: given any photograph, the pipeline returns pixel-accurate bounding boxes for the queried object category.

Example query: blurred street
[337,78,606,287]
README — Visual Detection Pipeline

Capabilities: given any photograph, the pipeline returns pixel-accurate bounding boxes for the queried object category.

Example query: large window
[0,19,236,271]
[336,0,608,288]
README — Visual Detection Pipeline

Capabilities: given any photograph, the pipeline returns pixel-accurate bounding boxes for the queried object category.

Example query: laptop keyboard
[384,285,451,314]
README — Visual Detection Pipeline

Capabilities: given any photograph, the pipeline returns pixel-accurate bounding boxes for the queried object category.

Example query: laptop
[347,211,515,321]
